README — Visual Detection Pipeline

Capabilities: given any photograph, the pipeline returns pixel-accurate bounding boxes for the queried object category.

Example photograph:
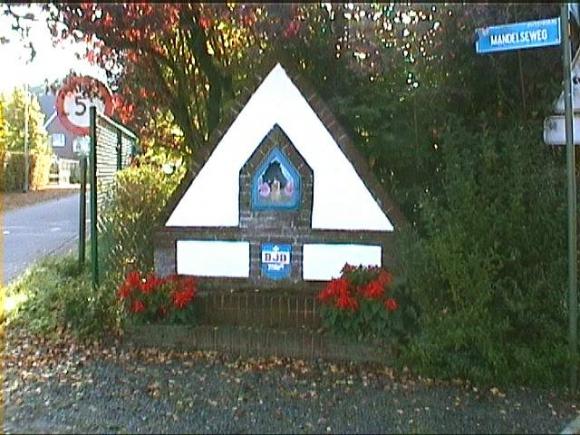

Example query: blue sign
[475,18,560,54]
[261,243,291,280]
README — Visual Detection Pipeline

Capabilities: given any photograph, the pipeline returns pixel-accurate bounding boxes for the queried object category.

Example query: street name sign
[475,18,561,54]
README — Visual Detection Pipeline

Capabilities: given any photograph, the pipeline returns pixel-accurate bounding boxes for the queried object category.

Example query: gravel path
[3,329,579,434]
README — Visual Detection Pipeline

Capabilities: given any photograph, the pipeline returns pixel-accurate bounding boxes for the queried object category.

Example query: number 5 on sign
[56,76,114,136]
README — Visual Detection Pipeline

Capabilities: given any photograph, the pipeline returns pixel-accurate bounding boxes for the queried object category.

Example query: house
[38,93,82,160]
[154,61,406,290]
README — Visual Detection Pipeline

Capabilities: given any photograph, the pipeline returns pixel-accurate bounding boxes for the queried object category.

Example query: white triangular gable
[166,64,394,231]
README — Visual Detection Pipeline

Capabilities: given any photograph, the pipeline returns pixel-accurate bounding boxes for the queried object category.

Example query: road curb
[561,415,580,434]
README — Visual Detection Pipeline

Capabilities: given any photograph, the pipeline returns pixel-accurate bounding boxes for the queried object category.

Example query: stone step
[194,290,321,329]
[123,324,393,364]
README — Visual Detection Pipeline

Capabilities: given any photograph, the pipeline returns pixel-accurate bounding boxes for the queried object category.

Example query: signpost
[56,76,112,284]
[560,5,578,393]
[477,10,577,392]
[475,18,561,54]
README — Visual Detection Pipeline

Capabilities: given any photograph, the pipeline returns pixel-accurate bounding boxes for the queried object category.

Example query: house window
[251,148,301,211]
[50,133,65,148]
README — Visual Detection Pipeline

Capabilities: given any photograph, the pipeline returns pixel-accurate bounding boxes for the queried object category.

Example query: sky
[0,5,106,94]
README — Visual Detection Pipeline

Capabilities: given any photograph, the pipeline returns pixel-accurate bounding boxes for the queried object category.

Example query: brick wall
[240,124,314,285]
[123,324,393,364]
[195,290,321,329]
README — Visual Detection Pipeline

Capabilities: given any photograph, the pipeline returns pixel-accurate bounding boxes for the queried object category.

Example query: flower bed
[317,264,408,342]
[117,271,197,324]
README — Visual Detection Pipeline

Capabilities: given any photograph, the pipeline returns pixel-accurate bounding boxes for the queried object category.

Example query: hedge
[0,151,52,192]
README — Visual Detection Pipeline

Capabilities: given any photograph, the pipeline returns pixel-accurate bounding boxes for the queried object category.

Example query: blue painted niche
[251,148,301,211]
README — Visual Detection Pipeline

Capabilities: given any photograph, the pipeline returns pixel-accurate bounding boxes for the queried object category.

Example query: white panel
[166,64,393,231]
[302,243,382,281]
[543,115,580,145]
[176,240,249,278]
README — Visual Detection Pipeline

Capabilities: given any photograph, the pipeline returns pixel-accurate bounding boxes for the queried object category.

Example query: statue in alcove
[257,160,295,205]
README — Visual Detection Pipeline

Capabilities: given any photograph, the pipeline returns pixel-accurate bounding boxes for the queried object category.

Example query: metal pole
[89,107,99,288]
[116,129,123,170]
[23,84,29,193]
[562,4,578,393]
[78,155,87,268]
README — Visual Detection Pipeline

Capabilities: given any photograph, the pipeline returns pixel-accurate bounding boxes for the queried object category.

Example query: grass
[3,254,119,339]
[3,185,80,212]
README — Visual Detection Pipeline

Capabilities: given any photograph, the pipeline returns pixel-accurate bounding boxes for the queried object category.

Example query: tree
[43,3,303,162]
[3,87,48,152]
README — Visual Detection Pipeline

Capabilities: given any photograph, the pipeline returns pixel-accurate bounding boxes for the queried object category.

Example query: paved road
[3,194,80,284]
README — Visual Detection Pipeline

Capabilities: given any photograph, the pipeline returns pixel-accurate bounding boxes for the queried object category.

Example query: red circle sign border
[56,76,114,136]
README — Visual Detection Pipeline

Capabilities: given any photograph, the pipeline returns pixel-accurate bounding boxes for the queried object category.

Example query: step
[122,324,393,364]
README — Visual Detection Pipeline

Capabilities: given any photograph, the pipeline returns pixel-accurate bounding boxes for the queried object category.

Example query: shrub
[116,271,197,324]
[317,264,416,343]
[98,157,185,283]
[397,118,570,387]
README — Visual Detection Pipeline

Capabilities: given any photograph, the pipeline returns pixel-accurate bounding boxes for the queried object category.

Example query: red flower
[318,286,335,302]
[126,271,141,288]
[131,299,146,314]
[180,276,196,292]
[117,283,132,299]
[140,273,163,294]
[377,270,393,287]
[360,279,384,299]
[171,277,196,309]
[172,289,194,309]
[385,298,399,312]
[336,293,359,311]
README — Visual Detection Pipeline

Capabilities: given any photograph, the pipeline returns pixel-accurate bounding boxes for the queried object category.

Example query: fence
[82,107,138,287]
[94,113,135,209]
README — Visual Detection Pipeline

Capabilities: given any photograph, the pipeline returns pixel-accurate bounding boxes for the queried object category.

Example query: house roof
[38,93,56,127]
[162,59,406,232]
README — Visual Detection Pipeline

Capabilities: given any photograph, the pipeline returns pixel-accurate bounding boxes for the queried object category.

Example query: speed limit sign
[56,76,114,136]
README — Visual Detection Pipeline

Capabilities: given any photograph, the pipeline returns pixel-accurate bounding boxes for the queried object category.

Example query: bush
[317,264,417,344]
[1,150,52,191]
[98,157,185,283]
[398,118,570,387]
[6,255,119,338]
[116,271,197,324]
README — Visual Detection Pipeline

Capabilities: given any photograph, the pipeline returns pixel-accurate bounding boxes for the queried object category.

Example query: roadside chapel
[154,62,405,289]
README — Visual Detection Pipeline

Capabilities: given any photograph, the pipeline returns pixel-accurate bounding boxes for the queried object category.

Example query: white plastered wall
[166,63,393,232]
[176,240,250,278]
[302,244,382,281]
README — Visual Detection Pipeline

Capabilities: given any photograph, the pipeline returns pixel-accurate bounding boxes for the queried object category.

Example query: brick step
[123,324,393,364]
[194,290,321,329]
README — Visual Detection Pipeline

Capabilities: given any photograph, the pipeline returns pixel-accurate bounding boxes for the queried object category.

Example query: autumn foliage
[47,3,305,158]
